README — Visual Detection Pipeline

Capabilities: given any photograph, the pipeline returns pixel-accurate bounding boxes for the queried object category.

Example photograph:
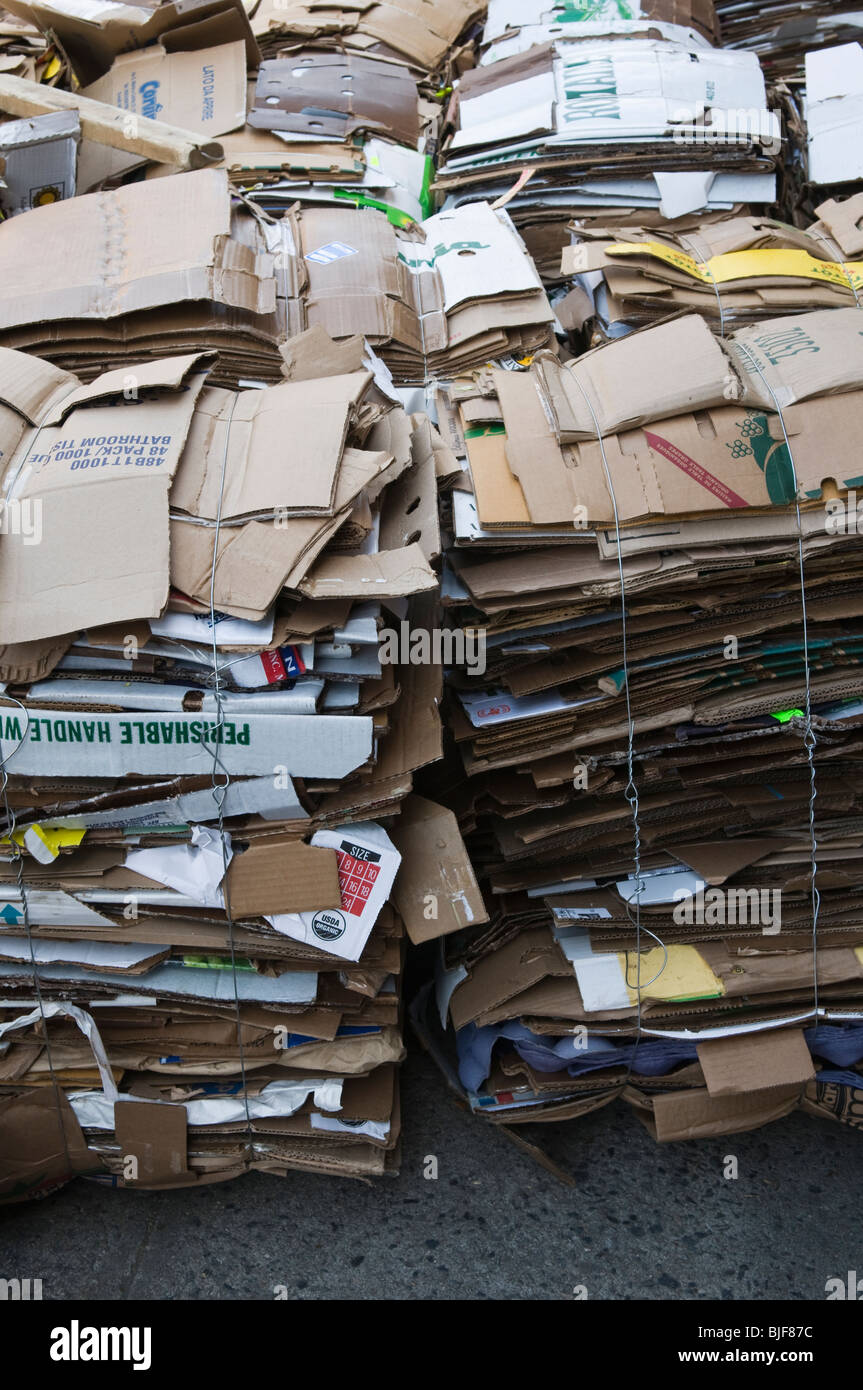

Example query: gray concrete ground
[3,1045,860,1301]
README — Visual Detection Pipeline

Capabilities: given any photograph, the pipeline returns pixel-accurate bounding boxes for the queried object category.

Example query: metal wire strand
[565,372,665,1065]
[732,340,822,1021]
[207,392,256,1162]
[680,235,727,339]
[0,693,75,1176]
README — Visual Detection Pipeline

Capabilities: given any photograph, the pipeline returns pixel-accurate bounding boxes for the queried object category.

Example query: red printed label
[644,431,749,509]
[336,842,382,918]
[259,649,287,683]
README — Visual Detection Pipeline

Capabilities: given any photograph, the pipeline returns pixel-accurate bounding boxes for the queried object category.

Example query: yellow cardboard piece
[2,823,86,862]
[620,943,725,1003]
[606,242,863,292]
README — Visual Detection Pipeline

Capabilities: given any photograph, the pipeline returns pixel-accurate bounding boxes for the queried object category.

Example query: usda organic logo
[312,909,347,942]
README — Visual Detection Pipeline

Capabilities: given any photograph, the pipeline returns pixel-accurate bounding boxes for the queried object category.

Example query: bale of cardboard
[3,0,863,1193]
[424,306,863,1138]
[0,168,555,385]
[0,332,488,1195]
[559,212,863,343]
[434,0,781,283]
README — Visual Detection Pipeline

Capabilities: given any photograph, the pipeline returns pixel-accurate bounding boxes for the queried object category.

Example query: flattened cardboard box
[696,1026,815,1097]
[82,41,248,139]
[249,52,419,147]
[0,110,79,216]
[391,795,488,944]
[0,707,374,780]
[227,840,342,915]
[0,168,275,333]
[0,351,211,644]
[569,391,863,525]
[250,0,484,73]
[805,44,863,186]
[3,0,259,83]
[170,371,372,521]
[634,1082,803,1142]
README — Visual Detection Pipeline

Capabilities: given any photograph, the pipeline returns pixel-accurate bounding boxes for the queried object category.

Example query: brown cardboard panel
[299,543,437,599]
[465,427,530,528]
[0,169,274,331]
[391,795,488,944]
[114,1098,189,1184]
[250,52,418,146]
[672,838,791,885]
[0,353,210,645]
[648,1083,802,1142]
[379,425,441,562]
[449,927,569,1030]
[697,1027,816,1097]
[227,840,341,916]
[0,1087,96,1201]
[82,41,248,140]
[171,373,372,521]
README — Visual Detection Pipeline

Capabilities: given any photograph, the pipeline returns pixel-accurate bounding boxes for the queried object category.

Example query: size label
[336,839,382,917]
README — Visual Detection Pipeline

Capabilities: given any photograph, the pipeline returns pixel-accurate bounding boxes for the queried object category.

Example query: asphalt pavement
[3,1045,859,1301]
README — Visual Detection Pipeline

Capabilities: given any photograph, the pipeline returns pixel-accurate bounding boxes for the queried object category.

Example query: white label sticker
[305,241,359,265]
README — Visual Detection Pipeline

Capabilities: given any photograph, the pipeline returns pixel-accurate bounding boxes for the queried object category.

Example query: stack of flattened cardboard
[0,169,554,386]
[0,330,484,1193]
[248,0,485,78]
[0,7,47,81]
[232,49,438,224]
[716,0,863,80]
[279,197,556,382]
[436,0,780,268]
[0,168,292,386]
[480,0,721,62]
[74,41,441,226]
[423,306,863,1140]
[0,4,449,224]
[559,212,863,342]
[802,42,863,191]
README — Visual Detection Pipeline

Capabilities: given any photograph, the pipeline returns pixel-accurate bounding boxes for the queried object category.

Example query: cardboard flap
[0,344,79,426]
[249,51,419,146]
[674,837,786,885]
[114,1099,188,1185]
[279,324,367,381]
[697,1027,815,1097]
[0,1087,95,1200]
[565,314,734,438]
[228,839,341,915]
[450,927,567,1030]
[339,1064,395,1122]
[171,371,371,521]
[391,795,489,944]
[651,1082,802,1141]
[41,352,214,426]
[299,543,438,599]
